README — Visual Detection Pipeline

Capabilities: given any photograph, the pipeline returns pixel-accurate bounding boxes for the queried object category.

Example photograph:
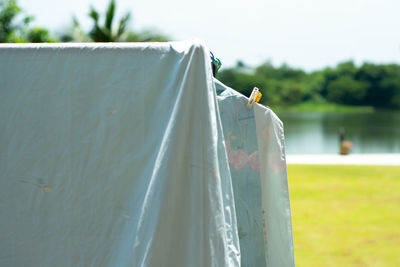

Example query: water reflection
[277,111,400,154]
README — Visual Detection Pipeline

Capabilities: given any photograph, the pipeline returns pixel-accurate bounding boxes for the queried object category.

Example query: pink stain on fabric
[263,126,272,142]
[248,151,260,172]
[228,149,249,170]
[268,156,286,173]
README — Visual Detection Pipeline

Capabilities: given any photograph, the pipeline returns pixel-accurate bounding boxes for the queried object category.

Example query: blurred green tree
[219,60,400,109]
[325,76,368,105]
[88,0,130,42]
[62,0,168,42]
[356,63,400,108]
[25,27,54,42]
[280,81,309,105]
[0,0,56,42]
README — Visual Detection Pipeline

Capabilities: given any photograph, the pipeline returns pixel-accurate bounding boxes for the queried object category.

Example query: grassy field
[287,165,400,267]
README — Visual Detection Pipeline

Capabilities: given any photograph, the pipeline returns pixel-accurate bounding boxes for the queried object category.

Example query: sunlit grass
[287,165,400,267]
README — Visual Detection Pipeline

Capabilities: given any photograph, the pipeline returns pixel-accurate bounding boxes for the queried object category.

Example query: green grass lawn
[287,165,400,267]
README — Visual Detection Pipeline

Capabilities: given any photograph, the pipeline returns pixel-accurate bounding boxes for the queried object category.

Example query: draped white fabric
[0,41,240,266]
[0,41,293,266]
[215,80,295,267]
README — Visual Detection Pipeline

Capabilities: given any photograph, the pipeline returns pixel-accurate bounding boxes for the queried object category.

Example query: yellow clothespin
[255,91,262,103]
[247,87,262,108]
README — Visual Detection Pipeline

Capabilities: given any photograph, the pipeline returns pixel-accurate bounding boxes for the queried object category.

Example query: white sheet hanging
[0,41,294,267]
[215,79,295,267]
[0,41,240,267]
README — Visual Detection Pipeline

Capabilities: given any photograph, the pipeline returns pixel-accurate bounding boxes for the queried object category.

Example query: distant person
[339,127,353,155]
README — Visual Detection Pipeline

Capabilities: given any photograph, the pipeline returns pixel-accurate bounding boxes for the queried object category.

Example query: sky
[19,0,400,71]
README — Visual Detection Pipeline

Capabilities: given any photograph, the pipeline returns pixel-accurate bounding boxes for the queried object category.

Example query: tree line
[218,60,400,109]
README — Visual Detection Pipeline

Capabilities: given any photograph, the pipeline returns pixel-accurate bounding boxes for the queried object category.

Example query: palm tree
[88,0,130,42]
[61,0,169,43]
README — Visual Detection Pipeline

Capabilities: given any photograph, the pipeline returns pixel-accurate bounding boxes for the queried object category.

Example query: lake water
[277,111,400,155]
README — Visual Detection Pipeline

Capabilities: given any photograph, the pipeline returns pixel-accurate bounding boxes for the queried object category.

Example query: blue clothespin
[210,51,222,77]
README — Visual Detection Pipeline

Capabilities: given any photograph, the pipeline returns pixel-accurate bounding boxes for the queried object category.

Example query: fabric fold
[215,79,295,267]
[0,41,240,267]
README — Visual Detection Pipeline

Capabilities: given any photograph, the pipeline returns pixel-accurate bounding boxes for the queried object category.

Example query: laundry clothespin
[210,51,222,77]
[247,87,262,109]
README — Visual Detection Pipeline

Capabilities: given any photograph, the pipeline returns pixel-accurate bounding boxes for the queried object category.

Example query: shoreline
[270,102,376,113]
